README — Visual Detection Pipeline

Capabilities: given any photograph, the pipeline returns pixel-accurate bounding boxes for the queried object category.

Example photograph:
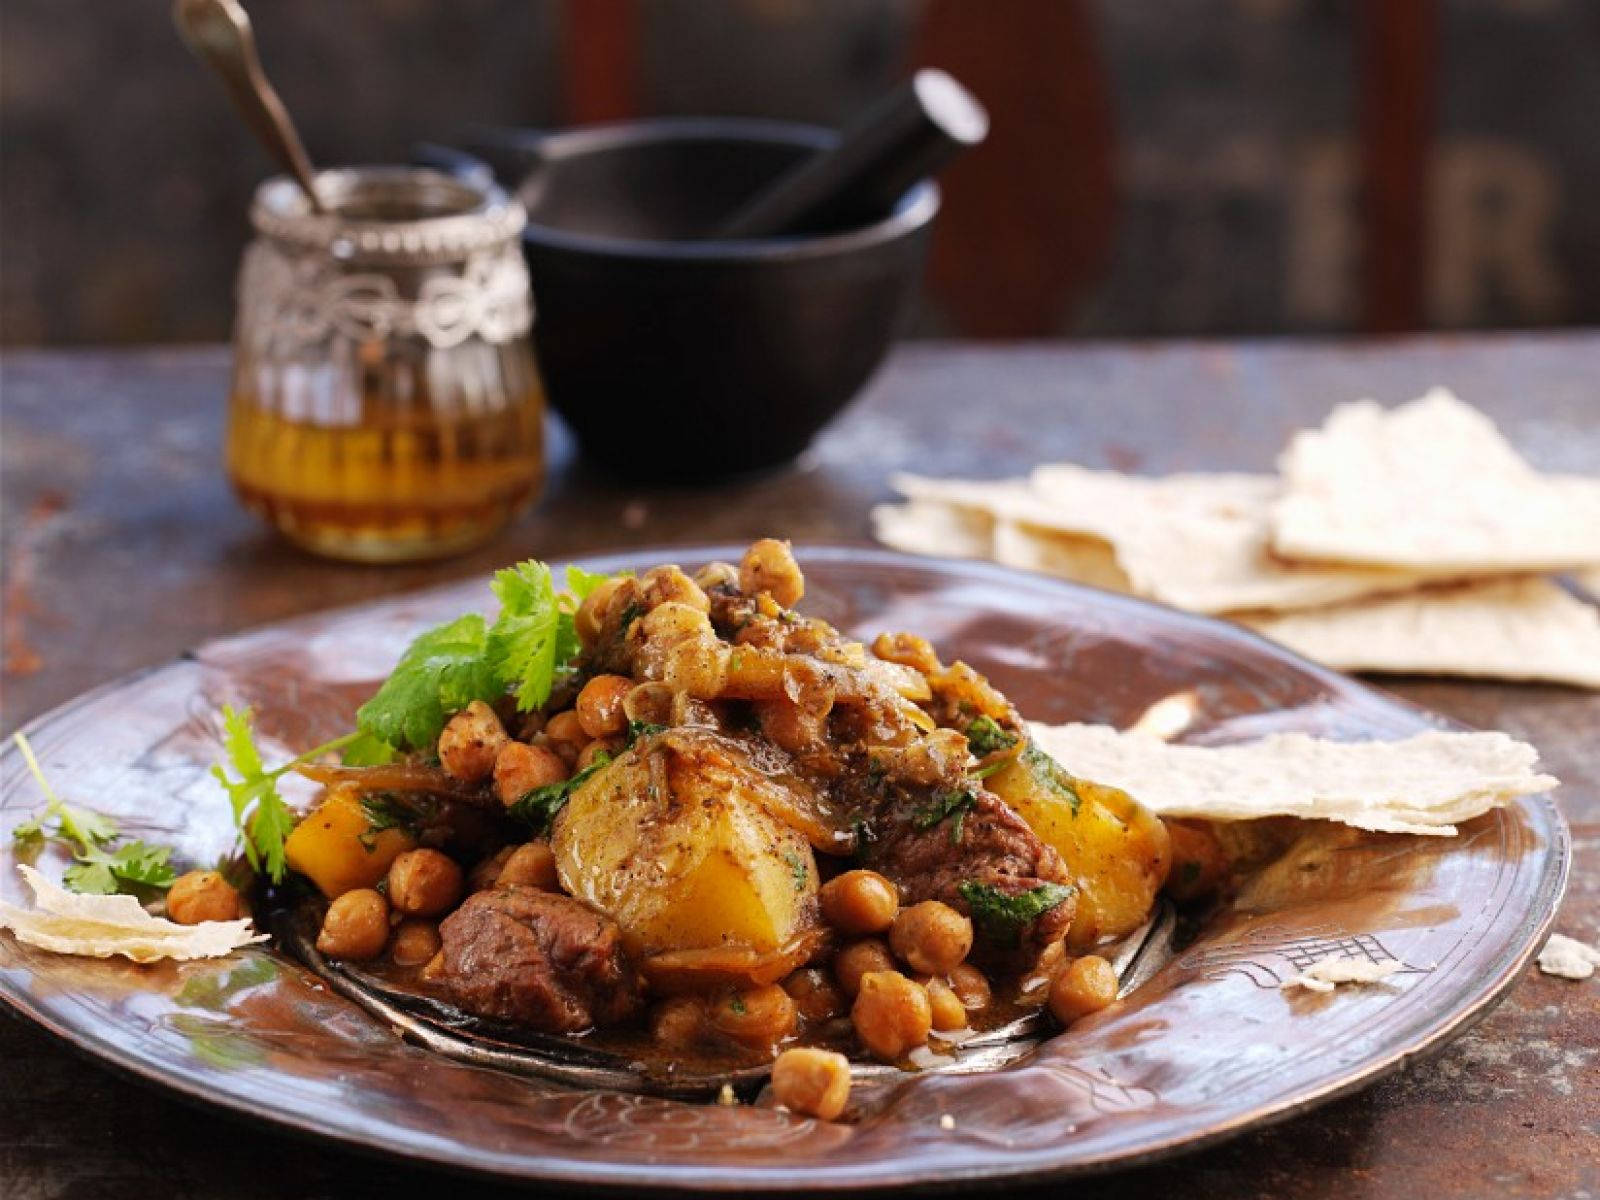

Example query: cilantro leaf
[356,614,499,751]
[508,751,613,834]
[210,706,355,884]
[965,716,1018,756]
[912,789,976,843]
[250,793,296,884]
[340,730,398,767]
[1023,745,1082,815]
[486,562,574,713]
[958,881,1076,948]
[565,564,613,601]
[63,841,177,894]
[10,732,176,895]
[62,860,118,895]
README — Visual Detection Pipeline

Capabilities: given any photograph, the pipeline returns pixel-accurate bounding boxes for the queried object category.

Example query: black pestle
[712,68,988,241]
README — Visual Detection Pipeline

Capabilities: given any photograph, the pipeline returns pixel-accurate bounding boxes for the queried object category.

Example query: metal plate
[0,547,1569,1192]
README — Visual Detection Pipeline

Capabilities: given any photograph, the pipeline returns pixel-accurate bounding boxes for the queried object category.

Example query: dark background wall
[3,0,1599,345]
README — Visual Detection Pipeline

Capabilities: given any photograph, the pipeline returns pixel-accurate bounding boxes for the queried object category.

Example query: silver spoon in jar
[173,0,326,213]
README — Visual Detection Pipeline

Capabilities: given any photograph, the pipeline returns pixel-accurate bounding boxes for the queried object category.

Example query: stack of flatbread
[873,388,1600,689]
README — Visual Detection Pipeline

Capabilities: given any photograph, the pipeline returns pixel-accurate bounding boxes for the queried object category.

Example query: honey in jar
[228,167,543,562]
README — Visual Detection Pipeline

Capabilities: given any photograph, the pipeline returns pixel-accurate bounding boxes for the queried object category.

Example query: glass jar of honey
[228,167,544,562]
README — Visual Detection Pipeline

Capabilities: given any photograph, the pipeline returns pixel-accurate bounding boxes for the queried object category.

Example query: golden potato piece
[987,744,1170,938]
[285,785,416,899]
[552,731,820,961]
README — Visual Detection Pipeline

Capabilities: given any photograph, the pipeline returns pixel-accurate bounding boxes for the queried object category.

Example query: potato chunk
[285,785,416,899]
[551,731,819,966]
[986,744,1170,938]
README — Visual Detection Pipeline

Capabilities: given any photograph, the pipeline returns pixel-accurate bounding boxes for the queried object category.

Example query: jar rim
[251,166,525,265]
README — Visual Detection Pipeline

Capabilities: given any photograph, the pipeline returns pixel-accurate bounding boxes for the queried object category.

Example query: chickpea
[783,968,848,1024]
[638,565,710,613]
[391,919,442,967]
[575,577,625,647]
[739,539,804,608]
[575,674,633,739]
[651,995,708,1049]
[947,962,992,1012]
[316,889,390,961]
[165,870,242,925]
[469,845,515,892]
[851,970,932,1062]
[833,937,896,998]
[436,700,508,784]
[771,1047,851,1121]
[1049,955,1118,1026]
[921,977,967,1032]
[708,984,798,1050]
[819,870,899,935]
[493,740,568,806]
[890,901,973,976]
[543,710,588,756]
[386,849,463,917]
[576,737,622,771]
[494,841,559,890]
[870,631,941,676]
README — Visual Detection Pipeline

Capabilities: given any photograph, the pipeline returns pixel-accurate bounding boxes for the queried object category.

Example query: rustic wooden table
[1,338,1595,1199]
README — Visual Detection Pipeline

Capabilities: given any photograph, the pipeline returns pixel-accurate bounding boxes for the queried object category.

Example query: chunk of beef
[438,886,641,1032]
[869,789,1076,956]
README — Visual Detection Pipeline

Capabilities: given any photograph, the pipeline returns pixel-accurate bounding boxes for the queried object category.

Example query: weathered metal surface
[0,338,1595,1197]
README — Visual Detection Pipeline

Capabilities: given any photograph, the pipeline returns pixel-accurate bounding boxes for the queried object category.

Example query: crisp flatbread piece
[1271,388,1600,571]
[870,498,996,561]
[886,470,1439,614]
[1280,955,1403,993]
[1027,722,1556,836]
[0,865,264,962]
[1537,933,1600,981]
[1237,576,1600,690]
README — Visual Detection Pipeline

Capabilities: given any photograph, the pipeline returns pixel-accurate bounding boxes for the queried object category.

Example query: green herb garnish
[957,881,1075,948]
[965,715,1017,756]
[1022,745,1082,815]
[729,994,748,1015]
[355,563,619,755]
[626,719,667,746]
[211,706,359,883]
[357,793,436,851]
[782,850,809,893]
[912,788,977,843]
[508,751,614,834]
[10,732,178,895]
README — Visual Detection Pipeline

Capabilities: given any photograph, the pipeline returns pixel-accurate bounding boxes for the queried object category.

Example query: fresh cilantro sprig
[354,613,501,753]
[507,751,613,834]
[958,881,1075,949]
[354,563,615,756]
[210,706,359,884]
[9,732,178,895]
